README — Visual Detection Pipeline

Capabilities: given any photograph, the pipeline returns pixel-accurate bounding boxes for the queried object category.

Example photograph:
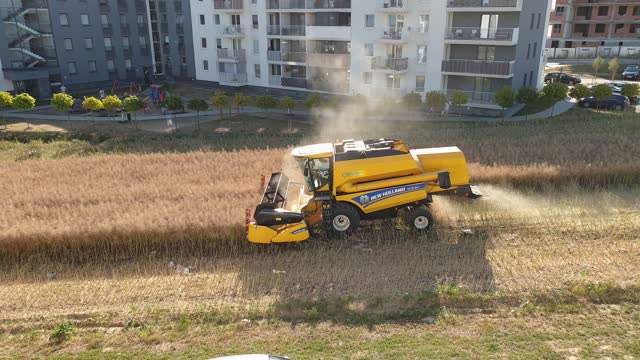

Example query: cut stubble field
[1,109,640,358]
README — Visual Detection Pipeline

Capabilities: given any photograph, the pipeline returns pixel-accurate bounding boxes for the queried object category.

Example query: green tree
[102,95,122,119]
[187,98,208,129]
[304,94,323,109]
[0,91,14,129]
[280,96,296,115]
[495,87,515,120]
[51,92,74,126]
[210,91,229,119]
[402,92,423,110]
[450,91,469,110]
[13,93,36,129]
[82,96,104,120]
[232,93,252,115]
[425,91,447,112]
[256,95,277,111]
[543,82,569,116]
[608,58,620,81]
[620,83,640,100]
[124,95,145,129]
[568,84,590,101]
[592,56,604,84]
[516,87,539,121]
[591,83,613,112]
[163,95,184,131]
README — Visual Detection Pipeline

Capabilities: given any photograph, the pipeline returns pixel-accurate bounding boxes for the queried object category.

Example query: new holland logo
[353,183,426,208]
[292,227,308,235]
[359,194,371,205]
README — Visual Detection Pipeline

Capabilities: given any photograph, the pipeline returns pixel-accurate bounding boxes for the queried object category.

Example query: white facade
[191,0,549,109]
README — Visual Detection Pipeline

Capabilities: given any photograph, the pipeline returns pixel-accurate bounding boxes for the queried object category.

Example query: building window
[255,64,261,78]
[120,13,127,25]
[598,6,608,16]
[533,42,538,58]
[214,14,220,24]
[200,14,205,25]
[88,60,97,73]
[530,13,534,29]
[253,39,260,54]
[523,73,527,88]
[536,13,541,29]
[107,60,115,72]
[555,6,564,16]
[363,72,372,84]
[59,13,69,26]
[415,75,425,92]
[416,45,427,63]
[104,37,112,50]
[634,6,640,16]
[252,15,258,29]
[553,24,562,33]
[529,71,534,87]
[595,24,606,33]
[125,59,132,70]
[216,38,222,48]
[618,6,627,16]
[64,38,73,50]
[137,14,144,25]
[418,15,428,33]
[101,14,109,27]
[67,62,77,75]
[122,36,130,49]
[139,36,147,47]
[80,13,90,25]
[84,38,93,49]
[526,43,531,59]
[203,60,209,71]
[365,15,374,28]
[364,43,373,56]
[576,7,589,17]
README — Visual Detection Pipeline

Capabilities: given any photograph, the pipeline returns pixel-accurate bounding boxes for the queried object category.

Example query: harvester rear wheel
[330,203,360,236]
[406,207,434,232]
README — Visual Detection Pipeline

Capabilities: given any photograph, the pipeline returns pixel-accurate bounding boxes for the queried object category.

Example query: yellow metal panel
[272,221,310,243]
[334,154,421,194]
[337,185,428,214]
[412,147,470,187]
[247,224,278,244]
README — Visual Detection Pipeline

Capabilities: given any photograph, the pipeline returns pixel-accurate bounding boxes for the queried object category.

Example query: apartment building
[192,0,551,112]
[0,0,195,99]
[548,0,640,49]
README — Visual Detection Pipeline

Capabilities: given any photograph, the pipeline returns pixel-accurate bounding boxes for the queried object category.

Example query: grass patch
[513,95,557,117]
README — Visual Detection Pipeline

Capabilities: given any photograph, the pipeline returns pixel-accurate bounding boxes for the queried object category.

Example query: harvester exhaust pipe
[438,171,452,189]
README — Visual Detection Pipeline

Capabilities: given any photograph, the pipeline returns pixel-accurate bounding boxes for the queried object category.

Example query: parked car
[622,65,640,80]
[605,81,639,104]
[578,94,630,111]
[544,72,582,85]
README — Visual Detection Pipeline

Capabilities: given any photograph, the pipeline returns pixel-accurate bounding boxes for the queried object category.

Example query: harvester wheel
[406,207,434,232]
[330,203,360,235]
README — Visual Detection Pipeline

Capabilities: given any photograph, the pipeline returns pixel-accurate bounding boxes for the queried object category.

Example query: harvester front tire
[407,207,434,232]
[331,203,360,236]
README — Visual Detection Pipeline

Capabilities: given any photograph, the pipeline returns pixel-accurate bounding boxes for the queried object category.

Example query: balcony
[306,52,350,69]
[267,0,351,11]
[219,72,248,86]
[446,0,521,11]
[442,59,515,78]
[214,0,243,11]
[267,25,306,36]
[377,0,408,12]
[282,76,308,89]
[371,56,409,73]
[306,25,351,40]
[217,48,246,62]
[267,0,305,10]
[272,51,307,62]
[222,25,245,38]
[378,27,408,43]
[445,27,518,45]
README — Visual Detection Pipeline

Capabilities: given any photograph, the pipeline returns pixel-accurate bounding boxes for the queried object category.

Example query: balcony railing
[378,0,407,10]
[219,72,248,84]
[267,0,305,9]
[269,75,282,86]
[447,0,518,7]
[380,27,405,41]
[371,56,408,71]
[268,0,351,9]
[222,25,244,36]
[282,76,308,89]
[217,48,246,62]
[214,0,243,10]
[443,89,496,105]
[445,27,516,42]
[442,59,515,76]
[267,25,306,36]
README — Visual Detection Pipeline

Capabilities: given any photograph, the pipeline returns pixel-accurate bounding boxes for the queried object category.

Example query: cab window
[298,158,331,192]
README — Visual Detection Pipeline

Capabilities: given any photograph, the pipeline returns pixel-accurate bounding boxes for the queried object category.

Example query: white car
[208,355,289,360]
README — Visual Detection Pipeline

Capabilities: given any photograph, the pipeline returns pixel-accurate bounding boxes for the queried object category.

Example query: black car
[544,72,582,85]
[578,94,630,111]
[622,65,640,80]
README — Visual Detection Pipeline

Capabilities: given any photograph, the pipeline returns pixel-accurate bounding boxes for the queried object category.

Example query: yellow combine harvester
[247,139,481,244]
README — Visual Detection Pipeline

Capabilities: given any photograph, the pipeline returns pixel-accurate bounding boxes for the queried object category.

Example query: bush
[304,94,324,109]
[82,96,103,112]
[425,91,447,111]
[516,87,539,105]
[402,92,423,109]
[49,321,74,344]
[450,91,469,107]
[568,84,590,101]
[256,95,277,110]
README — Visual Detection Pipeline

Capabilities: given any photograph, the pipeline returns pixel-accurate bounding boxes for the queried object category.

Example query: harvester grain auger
[246,139,481,244]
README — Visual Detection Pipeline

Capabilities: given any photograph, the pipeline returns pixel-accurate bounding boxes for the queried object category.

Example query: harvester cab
[247,139,481,244]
